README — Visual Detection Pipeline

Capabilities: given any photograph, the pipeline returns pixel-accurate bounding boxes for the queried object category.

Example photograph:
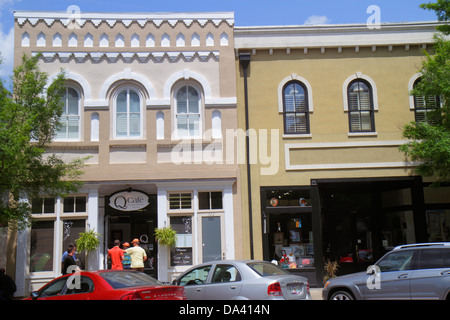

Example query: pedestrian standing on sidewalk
[61,244,76,273]
[126,238,147,273]
[122,242,131,270]
[0,268,16,300]
[107,239,124,270]
[62,246,79,275]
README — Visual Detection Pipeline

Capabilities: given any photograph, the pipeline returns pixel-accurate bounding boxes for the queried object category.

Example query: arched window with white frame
[56,87,81,140]
[412,77,441,124]
[114,87,142,138]
[283,81,310,134]
[174,84,202,139]
[347,79,375,132]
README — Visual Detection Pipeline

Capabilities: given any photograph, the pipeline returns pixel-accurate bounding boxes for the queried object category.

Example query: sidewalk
[310,288,323,300]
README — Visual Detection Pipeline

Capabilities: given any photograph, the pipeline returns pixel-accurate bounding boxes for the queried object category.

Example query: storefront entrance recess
[105,191,157,277]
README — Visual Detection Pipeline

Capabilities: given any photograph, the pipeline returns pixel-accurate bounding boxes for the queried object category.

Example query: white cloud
[0,0,20,80]
[0,26,14,78]
[304,15,331,25]
[0,0,21,9]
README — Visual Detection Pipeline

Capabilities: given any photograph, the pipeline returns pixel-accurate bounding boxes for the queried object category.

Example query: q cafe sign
[109,190,149,212]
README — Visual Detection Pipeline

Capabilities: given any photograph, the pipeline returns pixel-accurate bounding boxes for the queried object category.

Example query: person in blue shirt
[61,244,77,273]
[122,242,132,269]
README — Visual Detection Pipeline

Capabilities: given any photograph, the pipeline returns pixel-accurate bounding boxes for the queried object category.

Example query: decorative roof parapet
[14,10,235,28]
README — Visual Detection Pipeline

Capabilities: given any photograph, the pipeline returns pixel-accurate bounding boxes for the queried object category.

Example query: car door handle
[397,274,409,279]
[230,286,237,290]
[196,288,202,292]
[440,270,450,276]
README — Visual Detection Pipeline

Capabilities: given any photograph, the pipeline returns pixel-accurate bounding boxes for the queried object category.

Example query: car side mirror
[30,291,40,300]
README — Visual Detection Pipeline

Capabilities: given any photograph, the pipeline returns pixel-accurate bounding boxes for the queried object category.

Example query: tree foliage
[421,0,450,35]
[400,1,450,184]
[0,54,86,230]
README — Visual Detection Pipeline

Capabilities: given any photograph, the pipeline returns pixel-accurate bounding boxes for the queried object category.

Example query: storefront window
[199,191,222,210]
[31,198,55,214]
[170,216,193,266]
[30,221,54,272]
[270,213,314,268]
[264,187,314,269]
[63,196,87,213]
[62,220,86,269]
[169,193,192,210]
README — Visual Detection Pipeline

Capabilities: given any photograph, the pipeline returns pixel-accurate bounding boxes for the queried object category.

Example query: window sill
[31,214,56,219]
[60,213,88,219]
[282,134,312,139]
[348,132,377,137]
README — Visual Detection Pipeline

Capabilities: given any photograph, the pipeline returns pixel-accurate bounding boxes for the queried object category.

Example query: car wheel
[330,290,354,300]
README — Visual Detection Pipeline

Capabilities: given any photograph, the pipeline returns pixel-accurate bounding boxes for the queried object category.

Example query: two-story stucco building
[234,21,450,286]
[8,10,242,296]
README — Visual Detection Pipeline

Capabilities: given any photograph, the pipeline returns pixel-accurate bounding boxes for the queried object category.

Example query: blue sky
[0,0,439,82]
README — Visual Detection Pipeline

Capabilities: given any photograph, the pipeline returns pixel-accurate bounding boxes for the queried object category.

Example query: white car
[173,260,311,300]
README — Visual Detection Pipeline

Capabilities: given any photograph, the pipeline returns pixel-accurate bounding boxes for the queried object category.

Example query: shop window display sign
[170,216,193,266]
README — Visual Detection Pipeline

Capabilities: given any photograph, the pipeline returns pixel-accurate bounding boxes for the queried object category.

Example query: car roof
[199,259,268,264]
[393,242,450,250]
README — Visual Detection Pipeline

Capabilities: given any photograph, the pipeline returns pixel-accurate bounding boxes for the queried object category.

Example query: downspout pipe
[239,53,254,259]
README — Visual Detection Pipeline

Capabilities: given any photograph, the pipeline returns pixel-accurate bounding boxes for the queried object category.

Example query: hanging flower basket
[154,226,177,248]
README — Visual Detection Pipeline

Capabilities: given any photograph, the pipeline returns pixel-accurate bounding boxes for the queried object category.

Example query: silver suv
[323,243,450,300]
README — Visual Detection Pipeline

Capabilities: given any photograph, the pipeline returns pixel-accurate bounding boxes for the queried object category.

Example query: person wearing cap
[125,238,147,272]
[122,242,131,269]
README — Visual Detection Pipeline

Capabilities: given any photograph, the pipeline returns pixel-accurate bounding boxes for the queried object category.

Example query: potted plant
[154,226,177,248]
[323,259,339,284]
[75,228,101,270]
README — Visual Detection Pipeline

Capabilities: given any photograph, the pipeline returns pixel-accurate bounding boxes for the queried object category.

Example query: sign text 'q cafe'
[109,190,150,212]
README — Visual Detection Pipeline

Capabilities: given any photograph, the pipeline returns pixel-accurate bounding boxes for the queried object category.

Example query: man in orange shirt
[107,239,124,270]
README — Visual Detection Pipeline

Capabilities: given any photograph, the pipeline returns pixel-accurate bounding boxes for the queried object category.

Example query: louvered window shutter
[348,80,374,132]
[283,82,310,134]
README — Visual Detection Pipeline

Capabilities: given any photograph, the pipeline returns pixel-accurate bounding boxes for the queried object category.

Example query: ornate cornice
[32,50,220,63]
[14,11,235,28]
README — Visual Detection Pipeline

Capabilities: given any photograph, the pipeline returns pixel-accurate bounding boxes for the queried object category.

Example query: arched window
[114,88,142,138]
[56,87,80,140]
[175,85,201,139]
[283,81,310,134]
[347,79,375,132]
[413,78,440,124]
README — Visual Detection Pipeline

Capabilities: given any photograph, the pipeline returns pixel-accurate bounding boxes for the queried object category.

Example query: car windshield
[247,262,290,276]
[100,271,162,289]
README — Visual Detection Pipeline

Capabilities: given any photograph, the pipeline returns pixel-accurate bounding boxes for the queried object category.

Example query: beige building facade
[234,21,450,286]
[9,10,243,297]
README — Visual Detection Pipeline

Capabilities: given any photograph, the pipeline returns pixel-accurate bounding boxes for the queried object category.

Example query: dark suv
[323,243,450,300]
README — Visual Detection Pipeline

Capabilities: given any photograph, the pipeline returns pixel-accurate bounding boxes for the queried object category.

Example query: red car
[25,270,186,300]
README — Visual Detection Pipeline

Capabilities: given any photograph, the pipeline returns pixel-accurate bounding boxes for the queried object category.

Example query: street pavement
[310,288,323,300]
